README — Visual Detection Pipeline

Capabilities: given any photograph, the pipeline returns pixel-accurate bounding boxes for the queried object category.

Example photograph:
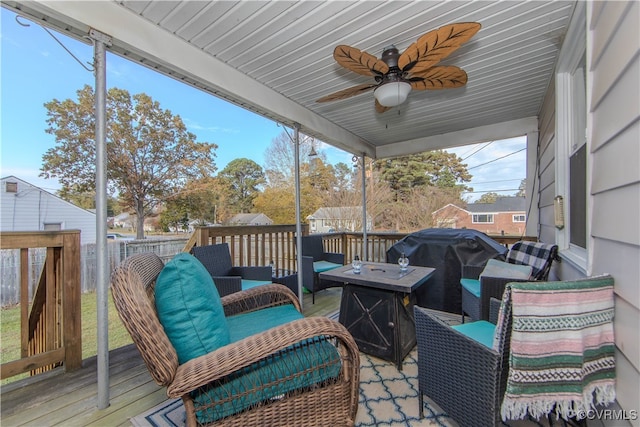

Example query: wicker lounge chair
[460,241,558,321]
[111,252,360,427]
[301,235,345,303]
[192,243,273,297]
[415,298,510,427]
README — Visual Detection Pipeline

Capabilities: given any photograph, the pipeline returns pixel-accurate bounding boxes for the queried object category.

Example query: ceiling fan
[316,22,481,113]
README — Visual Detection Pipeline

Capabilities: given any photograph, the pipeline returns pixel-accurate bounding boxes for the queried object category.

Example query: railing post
[62,232,82,370]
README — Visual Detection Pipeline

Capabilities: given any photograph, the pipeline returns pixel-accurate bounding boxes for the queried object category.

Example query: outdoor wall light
[374,81,411,107]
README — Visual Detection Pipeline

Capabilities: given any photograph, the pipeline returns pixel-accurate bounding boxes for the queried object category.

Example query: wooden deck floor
[0,288,342,427]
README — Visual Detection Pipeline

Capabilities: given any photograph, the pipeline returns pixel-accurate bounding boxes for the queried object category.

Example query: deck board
[1,288,342,426]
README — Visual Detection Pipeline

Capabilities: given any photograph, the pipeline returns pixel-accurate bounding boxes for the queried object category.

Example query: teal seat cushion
[452,320,496,349]
[240,279,272,291]
[460,278,481,297]
[313,260,342,273]
[193,304,341,423]
[155,253,230,364]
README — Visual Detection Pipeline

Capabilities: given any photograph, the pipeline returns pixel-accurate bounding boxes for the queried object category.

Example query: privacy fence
[1,237,188,307]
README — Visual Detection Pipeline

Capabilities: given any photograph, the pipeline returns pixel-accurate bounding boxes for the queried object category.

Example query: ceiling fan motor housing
[380,45,405,84]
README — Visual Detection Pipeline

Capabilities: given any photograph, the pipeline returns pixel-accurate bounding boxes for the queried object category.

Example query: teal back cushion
[155,253,230,364]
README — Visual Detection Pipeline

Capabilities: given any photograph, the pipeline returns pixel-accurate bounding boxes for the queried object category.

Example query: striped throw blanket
[500,275,616,421]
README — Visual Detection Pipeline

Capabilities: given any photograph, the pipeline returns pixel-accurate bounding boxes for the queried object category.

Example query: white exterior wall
[588,2,640,422]
[538,2,639,423]
[1,176,96,245]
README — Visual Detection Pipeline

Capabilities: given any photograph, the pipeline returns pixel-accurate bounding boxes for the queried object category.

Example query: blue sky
[1,8,524,201]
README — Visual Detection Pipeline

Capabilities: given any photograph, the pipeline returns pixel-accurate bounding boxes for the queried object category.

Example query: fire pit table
[320,262,435,370]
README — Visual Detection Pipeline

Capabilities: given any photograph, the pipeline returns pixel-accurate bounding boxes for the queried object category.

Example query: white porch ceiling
[3,0,576,159]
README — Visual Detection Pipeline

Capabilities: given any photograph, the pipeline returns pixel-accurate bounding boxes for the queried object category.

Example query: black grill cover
[386,228,507,314]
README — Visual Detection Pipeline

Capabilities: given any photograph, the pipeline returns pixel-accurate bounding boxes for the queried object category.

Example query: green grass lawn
[1,290,133,385]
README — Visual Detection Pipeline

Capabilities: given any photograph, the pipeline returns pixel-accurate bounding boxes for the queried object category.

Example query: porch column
[90,28,112,410]
[293,123,304,308]
[360,153,368,261]
[526,130,540,237]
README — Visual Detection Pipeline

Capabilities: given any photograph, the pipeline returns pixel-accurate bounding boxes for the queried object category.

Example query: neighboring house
[432,197,527,236]
[307,206,372,234]
[112,212,134,229]
[0,176,96,245]
[226,213,273,226]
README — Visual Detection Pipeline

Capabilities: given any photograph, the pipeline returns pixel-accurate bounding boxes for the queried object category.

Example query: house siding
[589,2,640,421]
[1,177,96,245]
[538,2,639,422]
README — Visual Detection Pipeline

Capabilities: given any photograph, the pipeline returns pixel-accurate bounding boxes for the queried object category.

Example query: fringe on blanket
[501,382,617,420]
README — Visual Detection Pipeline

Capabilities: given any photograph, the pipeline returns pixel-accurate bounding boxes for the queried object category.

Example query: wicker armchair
[192,243,273,297]
[415,298,511,427]
[111,252,360,427]
[301,235,345,303]
[460,241,558,322]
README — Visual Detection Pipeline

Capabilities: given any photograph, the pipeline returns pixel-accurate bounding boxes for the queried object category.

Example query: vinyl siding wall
[589,2,640,422]
[0,177,96,245]
[537,2,639,423]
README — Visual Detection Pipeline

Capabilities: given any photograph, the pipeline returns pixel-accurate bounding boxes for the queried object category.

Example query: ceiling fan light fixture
[374,81,411,107]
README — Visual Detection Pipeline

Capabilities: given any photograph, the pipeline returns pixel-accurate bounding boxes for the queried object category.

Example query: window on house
[43,223,62,231]
[513,214,526,222]
[472,214,494,223]
[5,181,17,193]
[569,142,587,248]
[555,3,588,271]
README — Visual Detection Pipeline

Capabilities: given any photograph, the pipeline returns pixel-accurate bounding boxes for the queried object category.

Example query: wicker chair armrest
[488,297,502,324]
[230,266,272,281]
[461,264,484,279]
[168,316,359,398]
[221,283,300,315]
[324,252,345,264]
[301,256,315,289]
[211,276,242,297]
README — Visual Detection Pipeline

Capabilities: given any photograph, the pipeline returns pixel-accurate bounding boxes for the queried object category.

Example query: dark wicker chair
[300,235,344,303]
[192,243,272,297]
[111,252,361,427]
[460,241,558,322]
[415,298,511,427]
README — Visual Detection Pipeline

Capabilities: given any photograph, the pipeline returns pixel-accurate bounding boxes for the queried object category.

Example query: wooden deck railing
[0,231,82,380]
[183,226,536,267]
[183,225,310,273]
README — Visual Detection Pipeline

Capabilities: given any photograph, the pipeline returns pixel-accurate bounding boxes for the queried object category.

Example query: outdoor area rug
[130,347,453,427]
[131,308,459,427]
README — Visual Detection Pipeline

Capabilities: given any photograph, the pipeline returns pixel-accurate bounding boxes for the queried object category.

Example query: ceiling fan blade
[398,22,481,74]
[316,83,377,103]
[334,45,389,77]
[375,99,391,114]
[409,66,468,90]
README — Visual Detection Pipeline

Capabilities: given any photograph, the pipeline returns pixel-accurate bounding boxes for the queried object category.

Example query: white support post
[90,27,112,410]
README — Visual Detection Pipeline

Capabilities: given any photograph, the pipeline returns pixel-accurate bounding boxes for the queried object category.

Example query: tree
[160,176,228,231]
[259,131,331,223]
[41,85,217,238]
[374,150,472,201]
[263,131,316,186]
[218,158,265,213]
[477,192,499,203]
[516,179,526,197]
